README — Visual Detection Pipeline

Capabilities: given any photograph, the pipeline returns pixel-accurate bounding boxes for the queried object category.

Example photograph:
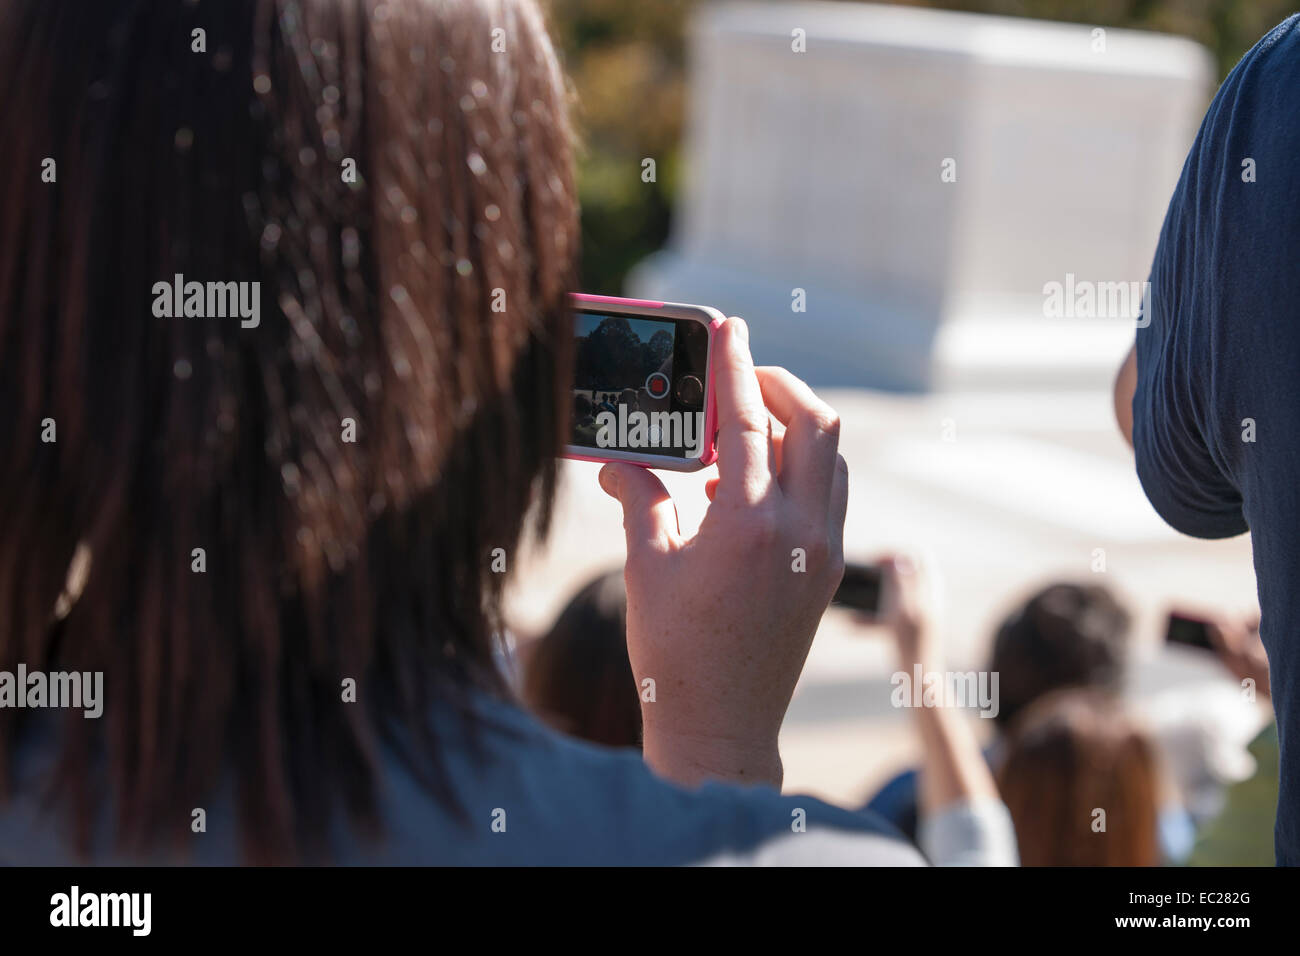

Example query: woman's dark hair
[0,0,577,862]
[996,689,1161,867]
[989,582,1131,728]
[522,571,640,749]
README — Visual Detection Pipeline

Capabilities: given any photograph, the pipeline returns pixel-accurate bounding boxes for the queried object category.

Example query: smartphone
[833,562,884,618]
[564,294,722,472]
[1165,611,1214,652]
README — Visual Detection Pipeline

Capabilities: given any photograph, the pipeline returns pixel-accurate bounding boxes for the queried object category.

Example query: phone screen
[833,563,884,616]
[571,311,709,459]
[1166,612,1214,652]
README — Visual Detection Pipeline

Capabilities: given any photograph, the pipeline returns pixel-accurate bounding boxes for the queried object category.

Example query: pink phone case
[565,293,723,472]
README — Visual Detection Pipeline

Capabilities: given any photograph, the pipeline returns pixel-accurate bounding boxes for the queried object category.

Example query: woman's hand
[599,317,847,788]
[877,556,1002,816]
[877,554,937,672]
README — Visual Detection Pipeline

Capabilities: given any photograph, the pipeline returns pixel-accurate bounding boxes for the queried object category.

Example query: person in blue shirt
[1115,13,1300,866]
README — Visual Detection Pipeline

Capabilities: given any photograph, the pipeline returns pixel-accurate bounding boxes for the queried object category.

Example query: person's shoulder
[1210,15,1300,130]
[1241,14,1300,71]
[512,698,919,862]
[1175,15,1300,194]
[374,693,920,865]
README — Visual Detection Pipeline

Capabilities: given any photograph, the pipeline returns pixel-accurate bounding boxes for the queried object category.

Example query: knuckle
[811,407,842,439]
[741,507,781,549]
[733,405,770,437]
[802,535,830,568]
[825,553,846,589]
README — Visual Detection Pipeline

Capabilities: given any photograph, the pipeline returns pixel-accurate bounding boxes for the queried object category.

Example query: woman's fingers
[705,412,784,502]
[712,318,776,503]
[599,462,680,555]
[754,366,841,512]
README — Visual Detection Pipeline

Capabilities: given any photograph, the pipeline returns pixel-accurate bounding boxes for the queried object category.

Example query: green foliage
[547,0,1296,293]
[548,0,690,294]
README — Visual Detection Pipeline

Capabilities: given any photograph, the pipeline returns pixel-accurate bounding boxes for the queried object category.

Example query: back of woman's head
[996,690,1161,866]
[522,571,640,749]
[990,582,1131,728]
[0,0,577,861]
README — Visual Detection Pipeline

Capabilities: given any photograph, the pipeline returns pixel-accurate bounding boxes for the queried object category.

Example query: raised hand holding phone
[1166,610,1270,699]
[598,316,848,789]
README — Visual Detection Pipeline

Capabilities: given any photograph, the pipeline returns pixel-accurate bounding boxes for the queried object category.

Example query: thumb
[599,463,680,554]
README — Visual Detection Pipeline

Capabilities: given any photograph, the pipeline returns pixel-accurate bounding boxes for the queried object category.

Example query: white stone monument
[627,1,1215,390]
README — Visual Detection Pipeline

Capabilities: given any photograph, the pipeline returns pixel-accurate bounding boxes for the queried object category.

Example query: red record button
[645,372,670,399]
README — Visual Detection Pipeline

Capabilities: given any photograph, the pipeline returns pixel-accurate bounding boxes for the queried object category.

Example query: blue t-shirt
[1132,14,1300,865]
[0,693,920,865]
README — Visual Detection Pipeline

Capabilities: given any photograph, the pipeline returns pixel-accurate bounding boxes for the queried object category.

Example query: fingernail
[598,466,619,498]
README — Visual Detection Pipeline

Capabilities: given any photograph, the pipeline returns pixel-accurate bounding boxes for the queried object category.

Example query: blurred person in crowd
[574,393,595,427]
[1,0,985,866]
[872,557,1019,866]
[1115,13,1300,864]
[522,571,641,750]
[866,582,1131,843]
[997,690,1161,867]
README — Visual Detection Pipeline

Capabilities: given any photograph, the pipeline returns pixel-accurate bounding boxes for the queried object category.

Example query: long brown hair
[0,0,577,862]
[996,690,1161,867]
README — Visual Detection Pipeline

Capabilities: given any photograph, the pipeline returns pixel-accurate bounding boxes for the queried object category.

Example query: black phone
[1166,612,1214,652]
[833,562,884,617]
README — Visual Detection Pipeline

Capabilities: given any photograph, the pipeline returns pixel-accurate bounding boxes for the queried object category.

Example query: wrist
[641,722,783,789]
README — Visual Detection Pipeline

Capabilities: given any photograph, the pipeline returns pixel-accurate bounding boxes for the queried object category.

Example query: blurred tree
[576,316,643,388]
[546,0,1296,294]
[549,0,690,294]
